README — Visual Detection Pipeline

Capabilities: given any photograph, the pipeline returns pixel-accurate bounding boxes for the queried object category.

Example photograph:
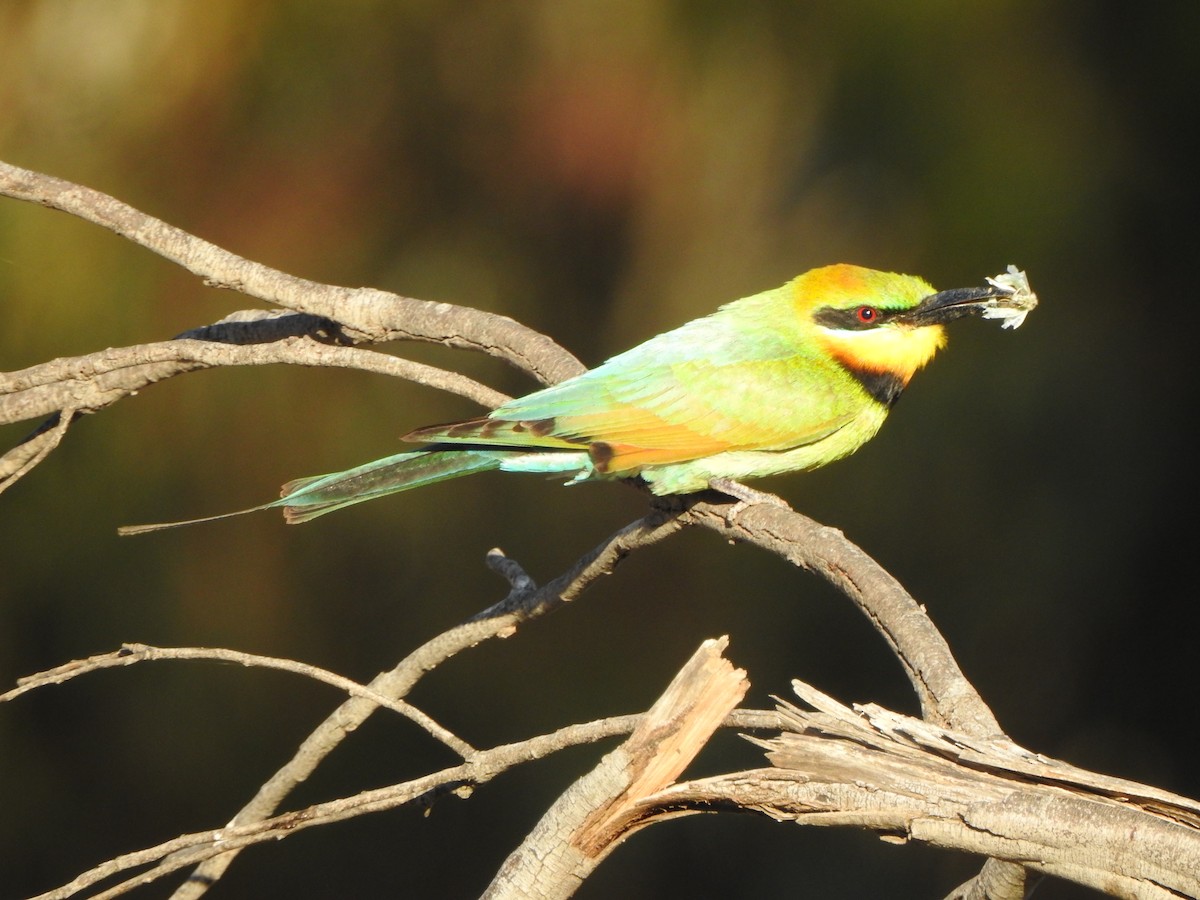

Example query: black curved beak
[897,286,1011,327]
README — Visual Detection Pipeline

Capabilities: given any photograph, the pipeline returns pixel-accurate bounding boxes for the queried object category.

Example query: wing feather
[404,293,866,474]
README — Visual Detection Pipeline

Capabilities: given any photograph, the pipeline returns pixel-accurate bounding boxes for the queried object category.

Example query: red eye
[855,306,877,324]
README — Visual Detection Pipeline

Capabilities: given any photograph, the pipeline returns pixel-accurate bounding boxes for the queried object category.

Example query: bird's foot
[708,478,791,526]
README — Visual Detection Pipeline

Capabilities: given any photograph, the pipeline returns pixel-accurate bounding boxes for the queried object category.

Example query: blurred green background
[2,2,1197,897]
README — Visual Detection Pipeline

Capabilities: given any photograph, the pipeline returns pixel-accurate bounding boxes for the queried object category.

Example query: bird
[119,263,1034,534]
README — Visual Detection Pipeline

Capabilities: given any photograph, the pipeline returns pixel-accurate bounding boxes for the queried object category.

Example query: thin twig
[4,643,474,758]
[0,408,74,494]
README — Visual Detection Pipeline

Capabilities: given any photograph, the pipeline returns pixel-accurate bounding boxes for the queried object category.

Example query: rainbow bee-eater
[120,264,1035,534]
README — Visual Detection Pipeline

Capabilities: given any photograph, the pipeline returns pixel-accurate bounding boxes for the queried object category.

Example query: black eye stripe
[813,305,895,330]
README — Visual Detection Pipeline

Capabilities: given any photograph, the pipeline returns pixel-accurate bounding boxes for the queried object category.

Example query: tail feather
[116,504,275,536]
[118,449,503,535]
[279,450,500,523]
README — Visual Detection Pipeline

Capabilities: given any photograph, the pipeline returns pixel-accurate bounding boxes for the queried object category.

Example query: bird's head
[795,264,1018,397]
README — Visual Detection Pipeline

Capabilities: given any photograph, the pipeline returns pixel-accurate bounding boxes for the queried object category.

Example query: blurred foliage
[2,2,1198,897]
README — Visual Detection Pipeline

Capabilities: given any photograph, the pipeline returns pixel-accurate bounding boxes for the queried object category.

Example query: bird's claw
[708,478,791,526]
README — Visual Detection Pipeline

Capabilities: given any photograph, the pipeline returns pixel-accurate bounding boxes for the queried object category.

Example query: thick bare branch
[0,159,581,489]
[1,312,510,427]
[484,638,749,900]
[630,687,1200,899]
[679,498,1002,737]
[0,160,584,383]
[680,498,1028,897]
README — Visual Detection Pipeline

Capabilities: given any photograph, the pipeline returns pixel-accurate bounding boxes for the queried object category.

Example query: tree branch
[0,312,516,494]
[2,312,511,426]
[637,684,1200,899]
[483,637,749,899]
[677,498,1028,897]
[2,643,474,758]
[0,160,584,383]
[1,159,582,491]
[676,498,1001,737]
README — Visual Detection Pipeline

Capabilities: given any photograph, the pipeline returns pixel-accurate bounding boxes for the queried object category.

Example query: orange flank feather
[404,410,741,474]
